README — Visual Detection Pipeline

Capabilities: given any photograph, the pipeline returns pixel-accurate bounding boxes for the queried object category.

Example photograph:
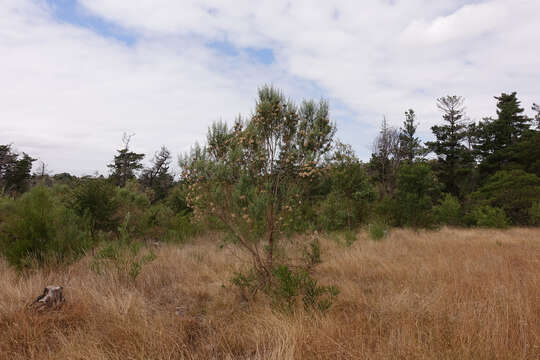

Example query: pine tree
[475,92,532,177]
[0,144,36,194]
[399,109,423,163]
[426,96,473,197]
[492,92,530,148]
[108,134,145,187]
[140,146,174,201]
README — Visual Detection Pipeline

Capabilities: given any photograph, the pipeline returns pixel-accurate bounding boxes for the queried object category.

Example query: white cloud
[1,0,539,174]
[1,0,306,175]
[400,2,507,46]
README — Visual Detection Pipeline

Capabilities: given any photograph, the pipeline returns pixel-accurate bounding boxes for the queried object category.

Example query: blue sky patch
[207,40,239,57]
[245,47,275,65]
[208,39,275,65]
[46,0,137,45]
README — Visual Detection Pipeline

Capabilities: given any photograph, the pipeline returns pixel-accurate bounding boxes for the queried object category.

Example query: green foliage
[270,265,339,312]
[472,205,509,228]
[143,203,200,243]
[426,95,474,196]
[473,170,540,225]
[317,192,351,231]
[140,146,174,202]
[91,241,156,282]
[90,214,156,282]
[302,275,340,312]
[71,178,119,236]
[0,144,36,195]
[475,93,532,178]
[435,193,462,226]
[368,221,389,241]
[400,109,424,162]
[0,186,92,268]
[108,134,145,187]
[303,236,322,266]
[528,201,540,226]
[182,85,336,280]
[504,131,540,178]
[165,186,190,214]
[114,180,151,237]
[393,163,439,228]
[318,142,375,231]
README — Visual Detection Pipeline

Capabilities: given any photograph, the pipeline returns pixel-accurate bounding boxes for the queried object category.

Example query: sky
[1,0,539,176]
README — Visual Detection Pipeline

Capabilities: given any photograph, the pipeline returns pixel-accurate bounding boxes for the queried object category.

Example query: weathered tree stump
[29,285,64,311]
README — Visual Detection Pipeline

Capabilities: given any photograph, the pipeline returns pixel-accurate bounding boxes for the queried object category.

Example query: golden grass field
[1,228,539,359]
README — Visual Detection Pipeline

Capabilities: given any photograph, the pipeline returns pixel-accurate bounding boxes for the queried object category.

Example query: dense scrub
[2,88,539,269]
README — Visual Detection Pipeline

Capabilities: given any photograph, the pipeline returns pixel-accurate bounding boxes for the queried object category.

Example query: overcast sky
[1,0,539,176]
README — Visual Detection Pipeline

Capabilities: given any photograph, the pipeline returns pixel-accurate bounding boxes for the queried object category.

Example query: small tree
[70,178,119,237]
[394,163,439,229]
[427,96,473,197]
[181,86,335,286]
[319,142,375,230]
[140,146,174,202]
[369,118,402,197]
[0,144,36,195]
[108,134,145,187]
[399,109,423,163]
[435,193,462,226]
[474,93,532,178]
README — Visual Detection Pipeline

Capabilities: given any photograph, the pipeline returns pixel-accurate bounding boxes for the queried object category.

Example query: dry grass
[1,228,539,359]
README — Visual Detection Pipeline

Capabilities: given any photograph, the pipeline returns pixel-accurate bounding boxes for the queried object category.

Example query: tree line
[1,87,539,265]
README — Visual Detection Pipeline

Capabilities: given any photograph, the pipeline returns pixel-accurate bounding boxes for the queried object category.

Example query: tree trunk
[29,286,64,311]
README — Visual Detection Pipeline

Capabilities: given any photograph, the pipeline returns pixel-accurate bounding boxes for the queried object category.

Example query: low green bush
[70,178,119,236]
[435,193,462,226]
[271,265,339,312]
[369,221,389,241]
[114,180,151,237]
[317,192,351,231]
[472,170,540,225]
[90,214,156,282]
[472,205,509,228]
[0,186,92,268]
[231,265,339,313]
[528,201,540,226]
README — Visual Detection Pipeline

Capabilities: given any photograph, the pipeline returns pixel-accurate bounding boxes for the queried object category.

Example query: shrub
[165,186,190,214]
[369,221,389,241]
[393,163,440,228]
[529,201,540,226]
[272,265,339,312]
[0,186,92,268]
[318,142,376,231]
[303,236,322,266]
[232,265,339,313]
[435,193,462,226]
[318,192,350,231]
[472,206,509,228]
[114,180,151,237]
[182,86,336,287]
[166,213,201,243]
[71,178,119,236]
[473,170,540,225]
[90,214,156,282]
